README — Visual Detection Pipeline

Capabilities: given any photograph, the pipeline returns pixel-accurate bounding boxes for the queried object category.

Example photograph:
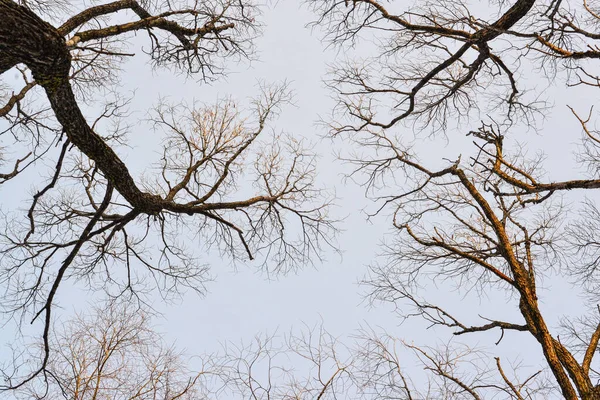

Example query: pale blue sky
[0,0,595,397]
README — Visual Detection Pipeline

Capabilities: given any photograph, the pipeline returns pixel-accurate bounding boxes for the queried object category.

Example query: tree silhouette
[4,0,600,398]
[308,0,600,398]
[0,0,333,389]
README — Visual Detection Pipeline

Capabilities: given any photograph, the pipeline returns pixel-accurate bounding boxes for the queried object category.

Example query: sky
[0,0,597,397]
[118,0,586,379]
[117,0,404,361]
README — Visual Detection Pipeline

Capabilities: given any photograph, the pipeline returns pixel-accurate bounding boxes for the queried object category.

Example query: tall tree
[5,0,600,398]
[306,0,600,398]
[0,0,333,389]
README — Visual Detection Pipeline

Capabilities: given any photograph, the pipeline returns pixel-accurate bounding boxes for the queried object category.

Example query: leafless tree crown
[4,0,600,398]
[303,0,600,398]
[0,0,334,390]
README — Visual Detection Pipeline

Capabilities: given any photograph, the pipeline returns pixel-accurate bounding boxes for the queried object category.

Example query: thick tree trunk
[0,0,163,211]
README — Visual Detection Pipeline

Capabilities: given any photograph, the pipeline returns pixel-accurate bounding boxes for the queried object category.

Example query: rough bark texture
[0,0,171,211]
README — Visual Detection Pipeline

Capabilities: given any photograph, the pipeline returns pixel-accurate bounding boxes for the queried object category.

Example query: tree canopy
[3,0,600,398]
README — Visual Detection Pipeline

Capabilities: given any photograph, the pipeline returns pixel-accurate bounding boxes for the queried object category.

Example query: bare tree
[0,0,333,390]
[6,0,600,398]
[302,0,600,398]
[6,304,560,399]
[11,300,213,400]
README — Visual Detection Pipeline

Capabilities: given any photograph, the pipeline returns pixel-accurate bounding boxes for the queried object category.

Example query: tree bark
[0,0,163,211]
